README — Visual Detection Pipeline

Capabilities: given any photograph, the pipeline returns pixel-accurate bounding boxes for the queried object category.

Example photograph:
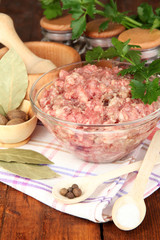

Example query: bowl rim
[30,60,160,128]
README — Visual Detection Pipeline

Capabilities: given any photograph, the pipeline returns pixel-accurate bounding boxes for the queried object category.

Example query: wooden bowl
[0,100,37,147]
[0,41,81,100]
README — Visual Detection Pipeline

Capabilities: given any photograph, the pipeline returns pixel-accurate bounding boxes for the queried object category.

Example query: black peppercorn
[59,188,68,196]
[59,183,82,199]
[73,187,82,197]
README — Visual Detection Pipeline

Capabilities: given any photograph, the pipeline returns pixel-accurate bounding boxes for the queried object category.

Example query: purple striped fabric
[0,124,160,223]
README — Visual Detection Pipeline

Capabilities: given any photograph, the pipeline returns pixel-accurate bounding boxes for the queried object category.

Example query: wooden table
[0,1,160,239]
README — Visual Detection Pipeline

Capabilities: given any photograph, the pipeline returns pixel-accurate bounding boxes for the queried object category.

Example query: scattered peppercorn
[59,188,68,196]
[59,184,82,199]
[73,187,82,197]
[66,191,75,199]
[72,184,78,189]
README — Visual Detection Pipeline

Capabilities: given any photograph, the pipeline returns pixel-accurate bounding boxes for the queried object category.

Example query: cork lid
[40,15,72,31]
[85,18,125,38]
[118,28,160,50]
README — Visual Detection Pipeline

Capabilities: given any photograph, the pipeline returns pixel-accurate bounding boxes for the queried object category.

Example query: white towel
[0,123,160,223]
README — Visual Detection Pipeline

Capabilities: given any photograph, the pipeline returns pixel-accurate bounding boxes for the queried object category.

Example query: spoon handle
[0,13,55,73]
[0,14,38,71]
[130,130,160,200]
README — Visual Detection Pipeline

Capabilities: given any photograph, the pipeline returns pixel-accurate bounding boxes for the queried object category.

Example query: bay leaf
[0,148,53,165]
[0,161,59,179]
[0,105,6,116]
[0,48,28,113]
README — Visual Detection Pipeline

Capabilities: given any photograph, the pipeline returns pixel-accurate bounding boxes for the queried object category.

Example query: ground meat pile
[39,64,160,125]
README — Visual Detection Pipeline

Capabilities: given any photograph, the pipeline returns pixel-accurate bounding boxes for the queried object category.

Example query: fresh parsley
[62,0,101,39]
[85,37,160,104]
[61,0,143,39]
[39,0,62,19]
[39,1,160,40]
[136,3,160,30]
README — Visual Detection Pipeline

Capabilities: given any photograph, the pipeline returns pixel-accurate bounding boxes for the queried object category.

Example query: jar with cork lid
[118,28,160,64]
[84,18,125,50]
[40,14,86,58]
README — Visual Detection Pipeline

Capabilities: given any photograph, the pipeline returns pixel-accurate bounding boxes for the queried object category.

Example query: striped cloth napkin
[0,122,160,223]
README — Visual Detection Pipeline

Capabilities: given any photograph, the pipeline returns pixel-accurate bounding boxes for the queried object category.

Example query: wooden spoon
[112,130,160,231]
[0,13,56,74]
[52,157,160,205]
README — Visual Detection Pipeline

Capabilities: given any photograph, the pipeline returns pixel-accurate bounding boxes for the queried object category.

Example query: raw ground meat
[38,64,160,163]
[39,64,160,125]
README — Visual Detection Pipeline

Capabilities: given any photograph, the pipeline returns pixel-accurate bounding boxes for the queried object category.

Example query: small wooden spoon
[0,13,56,74]
[52,157,160,205]
[112,130,160,231]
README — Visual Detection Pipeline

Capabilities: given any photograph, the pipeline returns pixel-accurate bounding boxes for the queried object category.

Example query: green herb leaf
[118,65,140,76]
[0,148,53,165]
[62,0,80,9]
[135,2,160,29]
[71,15,86,40]
[104,0,123,24]
[0,105,6,116]
[85,3,96,19]
[130,80,146,101]
[69,8,84,20]
[0,161,59,179]
[151,18,160,30]
[144,78,160,104]
[155,7,160,16]
[126,50,142,65]
[99,20,109,32]
[131,78,160,104]
[40,0,62,19]
[40,1,160,39]
[137,3,155,23]
[85,46,104,63]
[147,59,160,77]
[62,0,97,39]
[0,48,28,113]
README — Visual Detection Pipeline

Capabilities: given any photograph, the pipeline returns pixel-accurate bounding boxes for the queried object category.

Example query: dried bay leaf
[0,161,59,179]
[0,48,28,113]
[0,148,53,165]
[0,105,6,116]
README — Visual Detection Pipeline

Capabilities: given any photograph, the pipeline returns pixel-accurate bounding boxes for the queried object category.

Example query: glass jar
[84,18,125,50]
[40,15,86,58]
[140,47,160,64]
[118,28,160,64]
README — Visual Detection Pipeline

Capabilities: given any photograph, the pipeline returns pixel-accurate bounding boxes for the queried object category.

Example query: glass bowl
[30,60,160,163]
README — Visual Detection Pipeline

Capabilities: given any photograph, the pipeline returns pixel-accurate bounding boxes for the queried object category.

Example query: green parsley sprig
[61,0,143,39]
[39,0,62,19]
[85,37,160,105]
[133,3,160,30]
[39,0,160,40]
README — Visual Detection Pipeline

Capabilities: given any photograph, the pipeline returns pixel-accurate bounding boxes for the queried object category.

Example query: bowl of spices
[84,18,125,50]
[0,47,37,147]
[118,28,160,64]
[0,99,37,147]
[30,59,160,163]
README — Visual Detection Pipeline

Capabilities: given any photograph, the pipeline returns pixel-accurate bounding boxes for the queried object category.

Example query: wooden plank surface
[103,190,160,240]
[0,0,160,239]
[0,183,101,240]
